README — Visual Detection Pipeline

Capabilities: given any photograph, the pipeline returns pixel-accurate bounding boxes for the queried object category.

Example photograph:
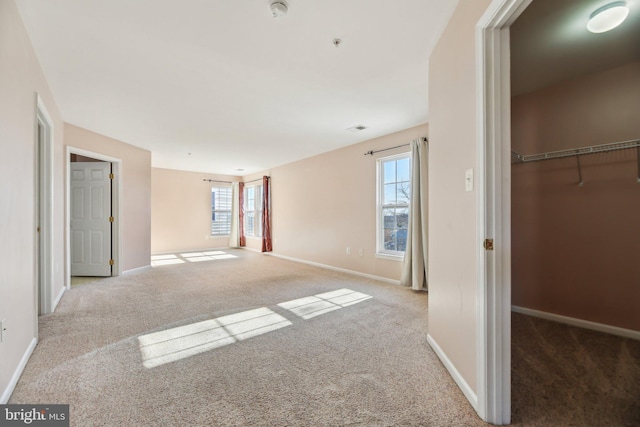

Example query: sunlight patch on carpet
[138,307,291,368]
[151,250,237,267]
[278,288,372,320]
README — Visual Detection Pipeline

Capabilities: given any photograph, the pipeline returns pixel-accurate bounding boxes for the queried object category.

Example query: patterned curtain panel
[261,176,272,252]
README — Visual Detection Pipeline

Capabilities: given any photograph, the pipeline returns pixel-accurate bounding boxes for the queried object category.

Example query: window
[377,154,410,257]
[244,184,263,237]
[211,186,232,235]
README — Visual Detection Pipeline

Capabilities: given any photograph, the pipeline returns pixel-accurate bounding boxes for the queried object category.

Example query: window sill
[375,252,404,261]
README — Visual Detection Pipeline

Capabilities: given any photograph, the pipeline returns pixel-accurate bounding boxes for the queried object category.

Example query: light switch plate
[465,168,474,192]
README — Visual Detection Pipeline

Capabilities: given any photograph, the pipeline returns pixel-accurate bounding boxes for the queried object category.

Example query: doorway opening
[35,95,54,316]
[66,147,122,289]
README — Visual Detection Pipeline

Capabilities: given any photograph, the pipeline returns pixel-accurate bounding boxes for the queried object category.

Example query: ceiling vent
[346,125,367,133]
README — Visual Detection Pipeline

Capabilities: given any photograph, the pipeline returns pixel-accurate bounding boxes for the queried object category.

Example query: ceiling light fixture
[269,1,288,19]
[587,1,629,33]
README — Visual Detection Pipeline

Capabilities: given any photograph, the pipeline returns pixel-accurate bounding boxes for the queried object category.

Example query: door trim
[65,146,122,288]
[475,0,531,424]
[35,94,54,315]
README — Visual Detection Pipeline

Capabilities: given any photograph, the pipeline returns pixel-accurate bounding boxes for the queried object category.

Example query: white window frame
[244,183,263,238]
[211,185,232,236]
[376,152,411,259]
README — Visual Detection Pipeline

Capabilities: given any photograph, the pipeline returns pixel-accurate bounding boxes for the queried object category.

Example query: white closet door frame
[475,0,531,424]
[65,147,123,288]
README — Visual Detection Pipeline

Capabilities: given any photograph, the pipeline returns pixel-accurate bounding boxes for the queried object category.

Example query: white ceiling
[16,0,457,175]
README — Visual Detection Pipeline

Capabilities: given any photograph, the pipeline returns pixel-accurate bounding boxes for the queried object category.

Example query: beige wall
[65,124,152,272]
[152,168,241,253]
[512,61,640,331]
[428,0,492,396]
[255,125,428,281]
[0,0,65,402]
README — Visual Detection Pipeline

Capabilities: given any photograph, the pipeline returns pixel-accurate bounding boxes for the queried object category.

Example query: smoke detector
[270,1,288,18]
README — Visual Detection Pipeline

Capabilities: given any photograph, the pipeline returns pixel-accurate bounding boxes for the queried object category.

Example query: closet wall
[511,61,640,332]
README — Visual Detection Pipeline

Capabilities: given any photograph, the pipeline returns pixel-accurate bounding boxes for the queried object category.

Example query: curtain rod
[203,176,270,184]
[364,137,427,156]
[245,176,270,183]
[203,179,232,184]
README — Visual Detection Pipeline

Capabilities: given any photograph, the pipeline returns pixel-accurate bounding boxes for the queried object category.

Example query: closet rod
[512,138,640,163]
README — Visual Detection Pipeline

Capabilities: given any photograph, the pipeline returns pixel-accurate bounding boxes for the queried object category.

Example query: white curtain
[400,137,428,290]
[229,182,241,248]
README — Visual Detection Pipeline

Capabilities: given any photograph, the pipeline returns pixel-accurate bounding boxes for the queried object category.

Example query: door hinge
[109,216,114,222]
[483,238,494,251]
[109,173,114,180]
[109,259,114,266]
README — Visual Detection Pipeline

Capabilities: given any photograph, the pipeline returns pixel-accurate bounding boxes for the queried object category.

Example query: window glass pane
[396,229,407,252]
[246,212,255,236]
[396,207,409,229]
[384,228,397,251]
[383,160,396,184]
[397,157,410,182]
[246,187,255,207]
[211,186,232,235]
[396,181,410,204]
[378,154,411,255]
[256,185,263,209]
[382,207,395,229]
[384,183,396,205]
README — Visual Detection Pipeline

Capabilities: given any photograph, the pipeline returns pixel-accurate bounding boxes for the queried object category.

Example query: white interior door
[70,162,112,276]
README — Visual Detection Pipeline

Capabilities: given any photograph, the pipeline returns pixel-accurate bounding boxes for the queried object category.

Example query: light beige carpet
[9,249,640,426]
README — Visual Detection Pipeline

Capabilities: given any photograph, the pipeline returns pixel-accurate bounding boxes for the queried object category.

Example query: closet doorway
[66,147,123,288]
[509,0,640,423]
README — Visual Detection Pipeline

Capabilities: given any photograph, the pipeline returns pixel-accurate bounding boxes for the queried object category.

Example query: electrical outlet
[346,247,351,255]
[1,319,6,342]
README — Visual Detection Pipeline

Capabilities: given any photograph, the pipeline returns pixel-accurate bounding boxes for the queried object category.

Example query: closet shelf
[512,138,640,185]
[511,139,640,163]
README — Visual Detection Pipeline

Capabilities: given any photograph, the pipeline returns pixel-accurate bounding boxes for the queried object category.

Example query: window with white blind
[211,186,232,236]
[244,184,263,237]
[377,153,410,257]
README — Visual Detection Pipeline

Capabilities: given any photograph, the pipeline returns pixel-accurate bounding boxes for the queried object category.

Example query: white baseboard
[241,246,262,254]
[0,337,37,404]
[427,334,478,411]
[512,306,640,341]
[266,252,400,285]
[52,286,65,312]
[123,265,152,275]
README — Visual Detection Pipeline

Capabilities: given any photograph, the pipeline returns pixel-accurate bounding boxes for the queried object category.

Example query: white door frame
[35,94,54,315]
[475,0,531,424]
[65,146,123,288]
